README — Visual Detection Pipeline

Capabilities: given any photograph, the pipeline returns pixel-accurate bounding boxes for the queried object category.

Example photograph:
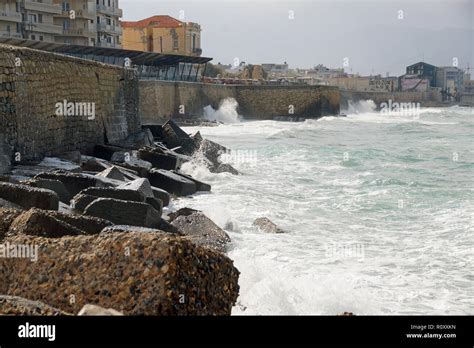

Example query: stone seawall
[0,44,140,167]
[139,81,340,124]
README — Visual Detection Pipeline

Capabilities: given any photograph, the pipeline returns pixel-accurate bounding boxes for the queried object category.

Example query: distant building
[95,0,123,48]
[305,64,347,79]
[406,62,438,87]
[121,15,202,56]
[0,1,22,39]
[262,63,289,75]
[435,66,464,94]
[20,0,63,42]
[1,0,123,47]
[53,0,97,47]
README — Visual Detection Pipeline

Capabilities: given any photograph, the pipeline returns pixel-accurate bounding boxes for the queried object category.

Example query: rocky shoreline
[0,120,241,316]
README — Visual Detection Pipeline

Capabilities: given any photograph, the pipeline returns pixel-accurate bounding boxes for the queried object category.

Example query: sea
[174,100,473,315]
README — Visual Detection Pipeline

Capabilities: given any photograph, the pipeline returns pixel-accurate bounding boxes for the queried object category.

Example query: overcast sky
[120,0,473,76]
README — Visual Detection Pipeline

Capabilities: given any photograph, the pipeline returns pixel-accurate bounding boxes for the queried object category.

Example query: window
[38,14,43,23]
[39,36,44,41]
[31,35,36,40]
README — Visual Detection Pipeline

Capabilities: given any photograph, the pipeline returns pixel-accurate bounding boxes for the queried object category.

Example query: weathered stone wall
[0,44,140,164]
[139,81,340,124]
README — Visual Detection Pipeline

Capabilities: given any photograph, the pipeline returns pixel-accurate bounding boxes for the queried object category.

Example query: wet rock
[0,182,59,211]
[338,312,355,316]
[0,208,22,241]
[114,129,154,149]
[170,209,231,253]
[0,232,240,315]
[78,304,124,316]
[197,139,239,175]
[35,170,114,197]
[117,178,170,207]
[96,166,125,181]
[161,120,193,149]
[23,178,71,203]
[168,207,199,221]
[84,198,161,228]
[215,163,240,176]
[0,295,69,316]
[138,147,179,171]
[253,217,286,234]
[148,169,196,197]
[172,171,211,192]
[7,208,87,238]
[146,197,163,212]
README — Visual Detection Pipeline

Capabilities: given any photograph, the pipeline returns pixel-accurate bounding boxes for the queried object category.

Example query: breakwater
[139,81,341,124]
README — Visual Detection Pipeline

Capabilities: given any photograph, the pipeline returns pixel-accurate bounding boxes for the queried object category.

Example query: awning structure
[0,37,212,66]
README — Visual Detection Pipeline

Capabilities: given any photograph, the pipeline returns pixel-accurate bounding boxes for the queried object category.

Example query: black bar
[0,316,472,346]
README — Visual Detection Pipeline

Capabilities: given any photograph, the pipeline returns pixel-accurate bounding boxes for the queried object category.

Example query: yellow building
[122,15,201,56]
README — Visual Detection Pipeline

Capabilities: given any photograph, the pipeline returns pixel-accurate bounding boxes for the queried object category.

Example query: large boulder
[172,171,211,192]
[96,166,125,182]
[0,182,59,211]
[84,198,161,228]
[0,208,22,241]
[0,232,240,315]
[35,170,114,197]
[161,120,193,150]
[117,178,171,207]
[148,169,196,197]
[0,295,69,316]
[253,217,286,234]
[169,208,231,253]
[79,187,145,203]
[197,139,239,175]
[138,147,179,171]
[7,208,88,238]
[22,178,71,203]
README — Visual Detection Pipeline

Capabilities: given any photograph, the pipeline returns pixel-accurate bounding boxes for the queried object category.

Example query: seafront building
[121,15,202,56]
[0,0,122,48]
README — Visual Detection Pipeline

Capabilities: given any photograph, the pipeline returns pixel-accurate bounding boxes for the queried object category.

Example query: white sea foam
[203,98,241,124]
[180,107,474,315]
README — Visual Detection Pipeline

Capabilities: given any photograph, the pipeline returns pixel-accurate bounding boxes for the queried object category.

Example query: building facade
[0,1,22,39]
[122,15,202,56]
[1,0,122,48]
[20,0,63,42]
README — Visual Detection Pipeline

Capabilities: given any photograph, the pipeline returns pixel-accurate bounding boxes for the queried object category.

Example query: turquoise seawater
[178,106,473,315]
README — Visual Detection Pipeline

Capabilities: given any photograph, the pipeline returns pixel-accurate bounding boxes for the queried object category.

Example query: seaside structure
[1,0,122,47]
[122,15,202,56]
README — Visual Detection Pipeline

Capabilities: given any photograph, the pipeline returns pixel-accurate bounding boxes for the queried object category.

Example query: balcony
[56,10,95,20]
[0,30,22,38]
[0,11,22,23]
[23,1,62,14]
[25,22,63,35]
[96,4,122,17]
[97,22,122,34]
[62,28,96,37]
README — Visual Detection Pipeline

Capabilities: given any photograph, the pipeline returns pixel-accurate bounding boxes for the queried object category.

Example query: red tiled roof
[121,15,183,28]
